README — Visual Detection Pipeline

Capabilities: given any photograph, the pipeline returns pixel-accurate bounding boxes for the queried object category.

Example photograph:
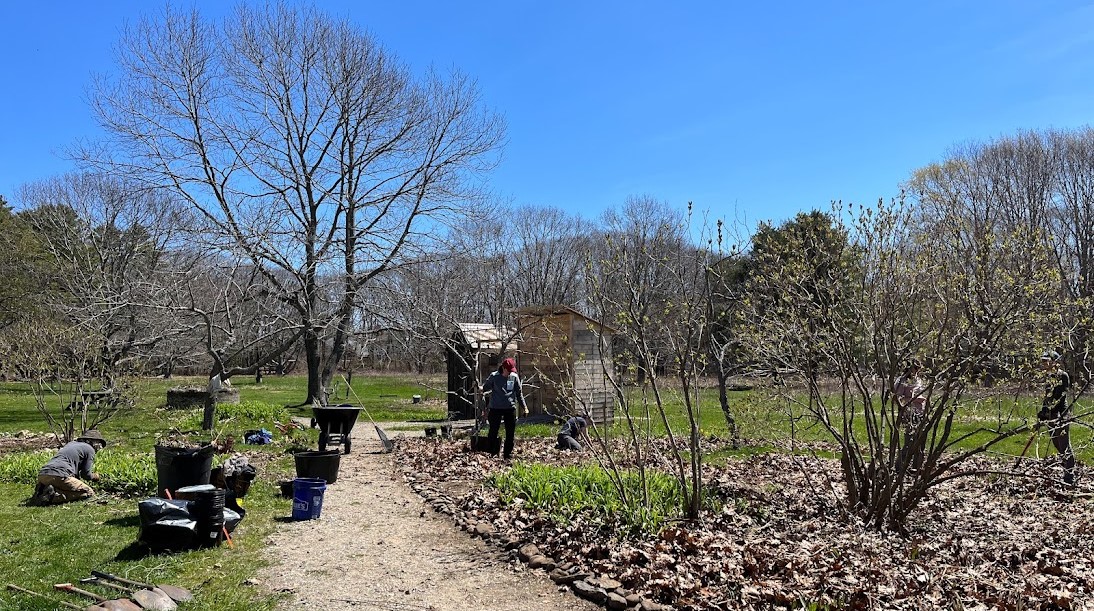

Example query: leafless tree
[739,199,1074,531]
[503,204,592,310]
[584,199,711,521]
[908,129,1094,374]
[82,2,505,405]
[17,173,187,377]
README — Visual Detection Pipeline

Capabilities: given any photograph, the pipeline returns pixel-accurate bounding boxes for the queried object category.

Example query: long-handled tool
[7,584,86,610]
[81,578,177,611]
[342,374,394,453]
[54,583,142,611]
[91,571,193,603]
[1014,426,1040,468]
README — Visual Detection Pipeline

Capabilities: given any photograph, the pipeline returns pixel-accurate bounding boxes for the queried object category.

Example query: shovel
[6,584,86,610]
[91,571,193,603]
[54,583,142,611]
[82,578,177,611]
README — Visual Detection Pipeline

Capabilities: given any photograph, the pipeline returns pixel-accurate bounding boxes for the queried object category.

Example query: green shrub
[0,449,50,484]
[177,400,291,430]
[490,463,686,534]
[96,448,158,495]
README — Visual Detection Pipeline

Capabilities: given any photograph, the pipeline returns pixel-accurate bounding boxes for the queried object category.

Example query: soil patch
[396,437,1094,610]
[0,431,57,455]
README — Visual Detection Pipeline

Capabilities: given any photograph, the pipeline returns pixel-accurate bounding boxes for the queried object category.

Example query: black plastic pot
[154,444,215,498]
[294,450,342,485]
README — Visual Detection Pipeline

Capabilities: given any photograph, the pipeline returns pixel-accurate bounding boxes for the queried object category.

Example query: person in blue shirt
[32,430,107,505]
[482,357,527,460]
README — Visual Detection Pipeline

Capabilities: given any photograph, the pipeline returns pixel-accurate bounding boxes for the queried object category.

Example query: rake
[341,374,394,453]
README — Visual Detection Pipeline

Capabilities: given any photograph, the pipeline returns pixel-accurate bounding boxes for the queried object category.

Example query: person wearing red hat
[482,357,527,460]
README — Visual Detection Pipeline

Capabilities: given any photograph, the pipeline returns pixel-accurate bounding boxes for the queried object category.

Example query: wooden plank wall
[516,312,571,416]
[518,312,615,424]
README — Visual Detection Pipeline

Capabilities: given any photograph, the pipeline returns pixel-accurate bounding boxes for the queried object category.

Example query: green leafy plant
[490,462,699,535]
[0,448,158,495]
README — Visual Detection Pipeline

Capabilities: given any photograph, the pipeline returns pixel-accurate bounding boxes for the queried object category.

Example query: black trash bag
[138,498,196,551]
[137,497,247,550]
[223,506,243,534]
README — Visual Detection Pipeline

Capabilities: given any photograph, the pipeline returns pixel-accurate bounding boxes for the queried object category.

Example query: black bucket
[155,444,215,498]
[294,450,341,485]
[470,435,500,453]
[192,487,226,548]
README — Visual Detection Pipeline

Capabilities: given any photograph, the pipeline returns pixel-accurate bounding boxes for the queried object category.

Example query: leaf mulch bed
[394,438,1094,610]
[0,431,57,455]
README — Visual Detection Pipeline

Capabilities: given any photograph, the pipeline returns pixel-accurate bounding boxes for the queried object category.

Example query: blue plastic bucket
[291,477,327,520]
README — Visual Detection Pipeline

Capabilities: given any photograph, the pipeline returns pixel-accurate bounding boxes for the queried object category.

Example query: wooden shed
[446,323,517,420]
[515,306,615,424]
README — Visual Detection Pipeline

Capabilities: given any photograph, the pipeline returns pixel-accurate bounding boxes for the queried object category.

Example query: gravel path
[261,424,597,611]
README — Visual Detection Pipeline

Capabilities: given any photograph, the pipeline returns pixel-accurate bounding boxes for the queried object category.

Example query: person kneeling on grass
[31,430,107,505]
[556,415,590,451]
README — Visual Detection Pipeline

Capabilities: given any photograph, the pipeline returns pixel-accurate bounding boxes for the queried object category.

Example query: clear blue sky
[3,1,1094,227]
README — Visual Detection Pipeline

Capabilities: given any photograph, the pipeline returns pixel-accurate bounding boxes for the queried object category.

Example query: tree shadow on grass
[104,515,141,528]
[114,541,157,561]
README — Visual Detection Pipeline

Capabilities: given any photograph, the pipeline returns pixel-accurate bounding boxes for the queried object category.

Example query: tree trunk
[714,360,740,449]
[304,328,324,405]
[320,303,355,402]
[202,373,222,431]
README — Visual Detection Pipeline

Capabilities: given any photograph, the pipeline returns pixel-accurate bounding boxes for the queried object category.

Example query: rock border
[403,468,670,611]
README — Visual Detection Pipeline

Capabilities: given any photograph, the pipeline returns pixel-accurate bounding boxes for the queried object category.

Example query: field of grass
[0,371,1089,609]
[586,383,1094,462]
[0,372,446,611]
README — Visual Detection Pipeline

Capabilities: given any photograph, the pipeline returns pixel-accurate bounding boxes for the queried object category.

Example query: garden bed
[0,431,56,455]
[395,438,1093,610]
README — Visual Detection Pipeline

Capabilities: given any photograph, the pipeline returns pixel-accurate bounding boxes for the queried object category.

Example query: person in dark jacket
[31,430,107,505]
[556,415,590,451]
[482,357,527,460]
[1038,351,1075,486]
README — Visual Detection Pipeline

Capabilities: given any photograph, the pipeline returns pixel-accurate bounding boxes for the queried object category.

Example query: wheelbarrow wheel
[318,431,329,452]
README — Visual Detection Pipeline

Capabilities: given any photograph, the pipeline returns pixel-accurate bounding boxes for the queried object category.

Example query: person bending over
[31,430,107,505]
[556,415,590,451]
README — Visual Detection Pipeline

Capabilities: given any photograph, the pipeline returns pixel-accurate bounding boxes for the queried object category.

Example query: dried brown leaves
[396,438,1094,610]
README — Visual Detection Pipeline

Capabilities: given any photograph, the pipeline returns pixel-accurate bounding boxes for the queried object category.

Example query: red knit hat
[502,357,516,372]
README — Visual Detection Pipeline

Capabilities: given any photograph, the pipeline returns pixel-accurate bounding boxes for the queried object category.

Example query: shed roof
[513,305,617,333]
[454,323,517,351]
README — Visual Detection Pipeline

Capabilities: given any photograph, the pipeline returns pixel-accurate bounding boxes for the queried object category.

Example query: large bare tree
[83,2,504,404]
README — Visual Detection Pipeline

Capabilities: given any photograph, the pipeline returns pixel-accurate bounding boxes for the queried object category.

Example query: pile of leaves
[397,438,1094,610]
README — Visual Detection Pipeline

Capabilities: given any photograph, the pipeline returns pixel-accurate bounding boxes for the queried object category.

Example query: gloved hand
[89,473,101,482]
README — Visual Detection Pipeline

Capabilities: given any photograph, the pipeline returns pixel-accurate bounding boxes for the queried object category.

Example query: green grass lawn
[0,372,446,611]
[0,371,1088,609]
